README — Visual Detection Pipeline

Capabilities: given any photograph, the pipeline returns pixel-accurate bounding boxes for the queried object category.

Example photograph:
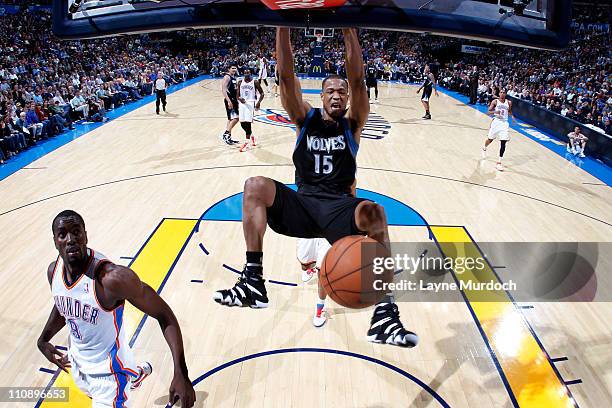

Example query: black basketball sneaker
[366,302,419,347]
[213,267,269,308]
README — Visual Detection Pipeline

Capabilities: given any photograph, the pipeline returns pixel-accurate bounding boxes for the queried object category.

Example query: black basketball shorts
[421,88,432,102]
[267,181,367,244]
[224,98,239,120]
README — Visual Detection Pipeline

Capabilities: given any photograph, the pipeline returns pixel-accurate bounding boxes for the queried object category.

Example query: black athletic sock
[246,251,263,278]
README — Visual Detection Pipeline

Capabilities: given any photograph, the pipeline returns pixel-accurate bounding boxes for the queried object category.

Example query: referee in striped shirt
[154,71,167,114]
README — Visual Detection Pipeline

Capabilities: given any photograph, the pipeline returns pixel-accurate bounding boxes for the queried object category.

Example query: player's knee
[359,202,387,228]
[243,176,270,201]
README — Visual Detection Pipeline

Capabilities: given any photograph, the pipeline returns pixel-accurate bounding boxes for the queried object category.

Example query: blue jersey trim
[294,108,317,149]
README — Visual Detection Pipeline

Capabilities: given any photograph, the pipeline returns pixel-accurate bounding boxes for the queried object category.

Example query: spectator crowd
[0,4,610,165]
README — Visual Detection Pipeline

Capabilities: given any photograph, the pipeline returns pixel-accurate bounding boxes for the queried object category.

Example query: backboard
[54,0,571,50]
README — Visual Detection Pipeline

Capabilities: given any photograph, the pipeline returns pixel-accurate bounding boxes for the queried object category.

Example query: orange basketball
[320,235,393,309]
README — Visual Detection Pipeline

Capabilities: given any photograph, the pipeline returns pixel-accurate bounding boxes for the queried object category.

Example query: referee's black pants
[156,90,167,113]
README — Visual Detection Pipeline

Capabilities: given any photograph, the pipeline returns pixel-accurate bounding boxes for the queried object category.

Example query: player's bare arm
[276,27,310,127]
[431,73,439,96]
[237,79,245,104]
[37,261,70,373]
[488,99,498,116]
[343,28,369,140]
[222,74,233,109]
[255,80,265,109]
[100,263,196,408]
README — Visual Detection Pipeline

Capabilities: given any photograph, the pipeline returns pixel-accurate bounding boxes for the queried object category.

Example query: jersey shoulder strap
[295,108,318,148]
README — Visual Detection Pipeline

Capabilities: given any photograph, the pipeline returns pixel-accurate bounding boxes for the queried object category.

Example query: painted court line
[430,226,577,408]
[37,218,197,407]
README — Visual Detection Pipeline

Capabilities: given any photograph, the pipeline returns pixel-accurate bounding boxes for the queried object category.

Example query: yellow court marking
[430,226,575,408]
[40,218,197,407]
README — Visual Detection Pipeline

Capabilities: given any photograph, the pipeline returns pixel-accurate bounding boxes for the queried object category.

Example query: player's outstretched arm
[255,80,265,109]
[101,264,196,408]
[37,262,71,373]
[276,28,310,126]
[343,28,369,132]
[432,73,439,96]
[488,99,497,116]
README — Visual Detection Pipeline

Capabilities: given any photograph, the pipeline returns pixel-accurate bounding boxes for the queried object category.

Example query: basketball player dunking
[213,28,418,348]
[221,64,240,145]
[38,210,195,407]
[482,89,513,171]
[237,68,264,152]
[416,64,438,120]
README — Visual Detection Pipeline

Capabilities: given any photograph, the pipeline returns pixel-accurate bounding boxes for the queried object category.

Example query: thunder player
[416,64,438,119]
[213,28,418,348]
[221,64,239,145]
[258,55,270,94]
[482,89,513,171]
[37,210,195,407]
[237,68,264,152]
[365,62,378,103]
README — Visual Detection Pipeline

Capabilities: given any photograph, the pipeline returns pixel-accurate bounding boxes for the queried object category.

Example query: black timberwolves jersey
[366,66,377,81]
[293,108,359,195]
[423,74,433,92]
[226,74,238,102]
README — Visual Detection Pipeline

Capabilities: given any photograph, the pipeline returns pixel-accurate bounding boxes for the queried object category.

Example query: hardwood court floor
[0,79,610,407]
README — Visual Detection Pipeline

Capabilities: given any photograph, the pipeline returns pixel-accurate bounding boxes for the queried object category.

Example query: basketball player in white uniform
[237,68,264,152]
[482,89,513,171]
[297,238,331,327]
[38,210,195,407]
[567,125,588,157]
[258,56,270,94]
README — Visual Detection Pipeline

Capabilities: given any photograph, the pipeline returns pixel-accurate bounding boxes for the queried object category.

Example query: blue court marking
[38,367,55,374]
[198,242,210,255]
[552,357,569,363]
[166,347,451,408]
[518,305,535,309]
[0,75,214,182]
[190,279,204,283]
[119,256,134,260]
[565,379,583,386]
[200,184,427,227]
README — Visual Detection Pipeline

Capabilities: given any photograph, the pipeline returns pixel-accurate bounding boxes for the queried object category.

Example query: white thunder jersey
[489,98,510,140]
[240,78,257,103]
[495,99,510,121]
[51,249,137,377]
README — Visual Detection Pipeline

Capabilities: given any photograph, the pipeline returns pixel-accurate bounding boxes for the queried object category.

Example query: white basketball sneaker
[302,266,318,283]
[496,161,504,171]
[313,305,327,327]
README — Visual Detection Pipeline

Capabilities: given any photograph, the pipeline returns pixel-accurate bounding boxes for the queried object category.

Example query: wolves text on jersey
[306,134,346,153]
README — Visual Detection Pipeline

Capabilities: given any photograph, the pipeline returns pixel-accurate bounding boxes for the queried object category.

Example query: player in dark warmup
[213,28,418,348]
[365,62,378,103]
[221,64,240,145]
[416,64,438,119]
